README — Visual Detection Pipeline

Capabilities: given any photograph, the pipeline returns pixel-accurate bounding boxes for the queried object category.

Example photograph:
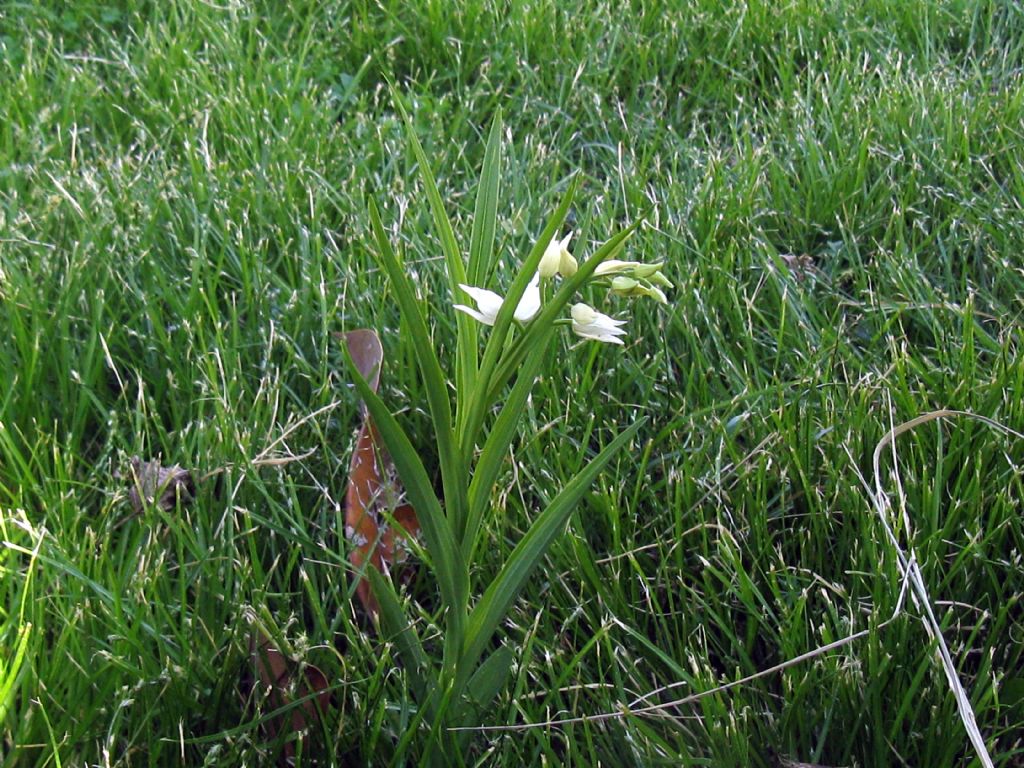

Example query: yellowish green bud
[593,259,637,277]
[630,262,665,279]
[649,270,673,288]
[645,285,668,304]
[559,249,578,277]
[609,276,669,304]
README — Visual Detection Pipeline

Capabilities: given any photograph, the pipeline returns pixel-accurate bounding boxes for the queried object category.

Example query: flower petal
[513,273,541,322]
[459,285,503,314]
[455,274,541,327]
[456,284,504,324]
[539,232,575,279]
[453,304,493,325]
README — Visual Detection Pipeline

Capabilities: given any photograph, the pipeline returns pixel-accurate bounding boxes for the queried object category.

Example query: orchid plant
[344,96,670,765]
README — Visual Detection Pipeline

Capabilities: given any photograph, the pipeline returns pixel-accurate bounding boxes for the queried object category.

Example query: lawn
[2,1,1024,765]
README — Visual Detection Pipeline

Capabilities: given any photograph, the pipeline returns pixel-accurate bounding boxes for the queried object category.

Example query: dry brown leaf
[779,759,843,768]
[123,456,195,514]
[250,630,331,765]
[779,252,816,282]
[337,329,421,616]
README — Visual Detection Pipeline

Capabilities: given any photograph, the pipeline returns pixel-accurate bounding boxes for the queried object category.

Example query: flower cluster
[454,232,670,345]
[595,260,672,304]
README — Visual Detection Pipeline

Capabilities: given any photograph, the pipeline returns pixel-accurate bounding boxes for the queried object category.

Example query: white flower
[539,232,577,279]
[570,303,627,344]
[454,272,541,326]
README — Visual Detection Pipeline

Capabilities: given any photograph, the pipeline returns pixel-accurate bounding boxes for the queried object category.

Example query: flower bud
[648,270,674,288]
[630,262,665,279]
[610,276,639,292]
[593,259,636,277]
[609,276,669,304]
[559,249,578,277]
[645,285,668,304]
[538,237,562,278]
[539,232,574,279]
[570,303,628,344]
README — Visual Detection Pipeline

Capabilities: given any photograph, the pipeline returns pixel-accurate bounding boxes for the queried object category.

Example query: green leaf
[466,645,514,711]
[374,567,447,768]
[343,346,468,639]
[447,645,515,751]
[457,110,503,443]
[367,199,467,535]
[391,90,466,288]
[464,334,552,561]
[460,418,646,680]
[467,110,502,288]
[391,88,477,424]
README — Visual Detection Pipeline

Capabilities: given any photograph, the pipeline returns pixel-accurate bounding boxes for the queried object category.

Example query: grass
[1,0,1023,765]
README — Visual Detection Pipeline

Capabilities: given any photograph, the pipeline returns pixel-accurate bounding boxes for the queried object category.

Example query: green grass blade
[460,418,646,680]
[367,199,467,534]
[367,568,434,714]
[343,347,468,637]
[0,623,31,723]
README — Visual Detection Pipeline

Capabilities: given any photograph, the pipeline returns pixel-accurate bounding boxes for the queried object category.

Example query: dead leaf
[779,253,816,282]
[337,329,421,616]
[343,328,384,394]
[250,630,331,765]
[122,457,195,514]
[771,747,844,768]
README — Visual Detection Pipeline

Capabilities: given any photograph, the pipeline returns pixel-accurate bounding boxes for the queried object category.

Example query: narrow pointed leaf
[466,645,514,712]
[391,89,477,417]
[448,645,515,749]
[461,418,646,678]
[343,347,468,632]
[464,336,552,560]
[467,110,503,287]
[457,110,504,442]
[392,91,467,287]
[367,200,467,534]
